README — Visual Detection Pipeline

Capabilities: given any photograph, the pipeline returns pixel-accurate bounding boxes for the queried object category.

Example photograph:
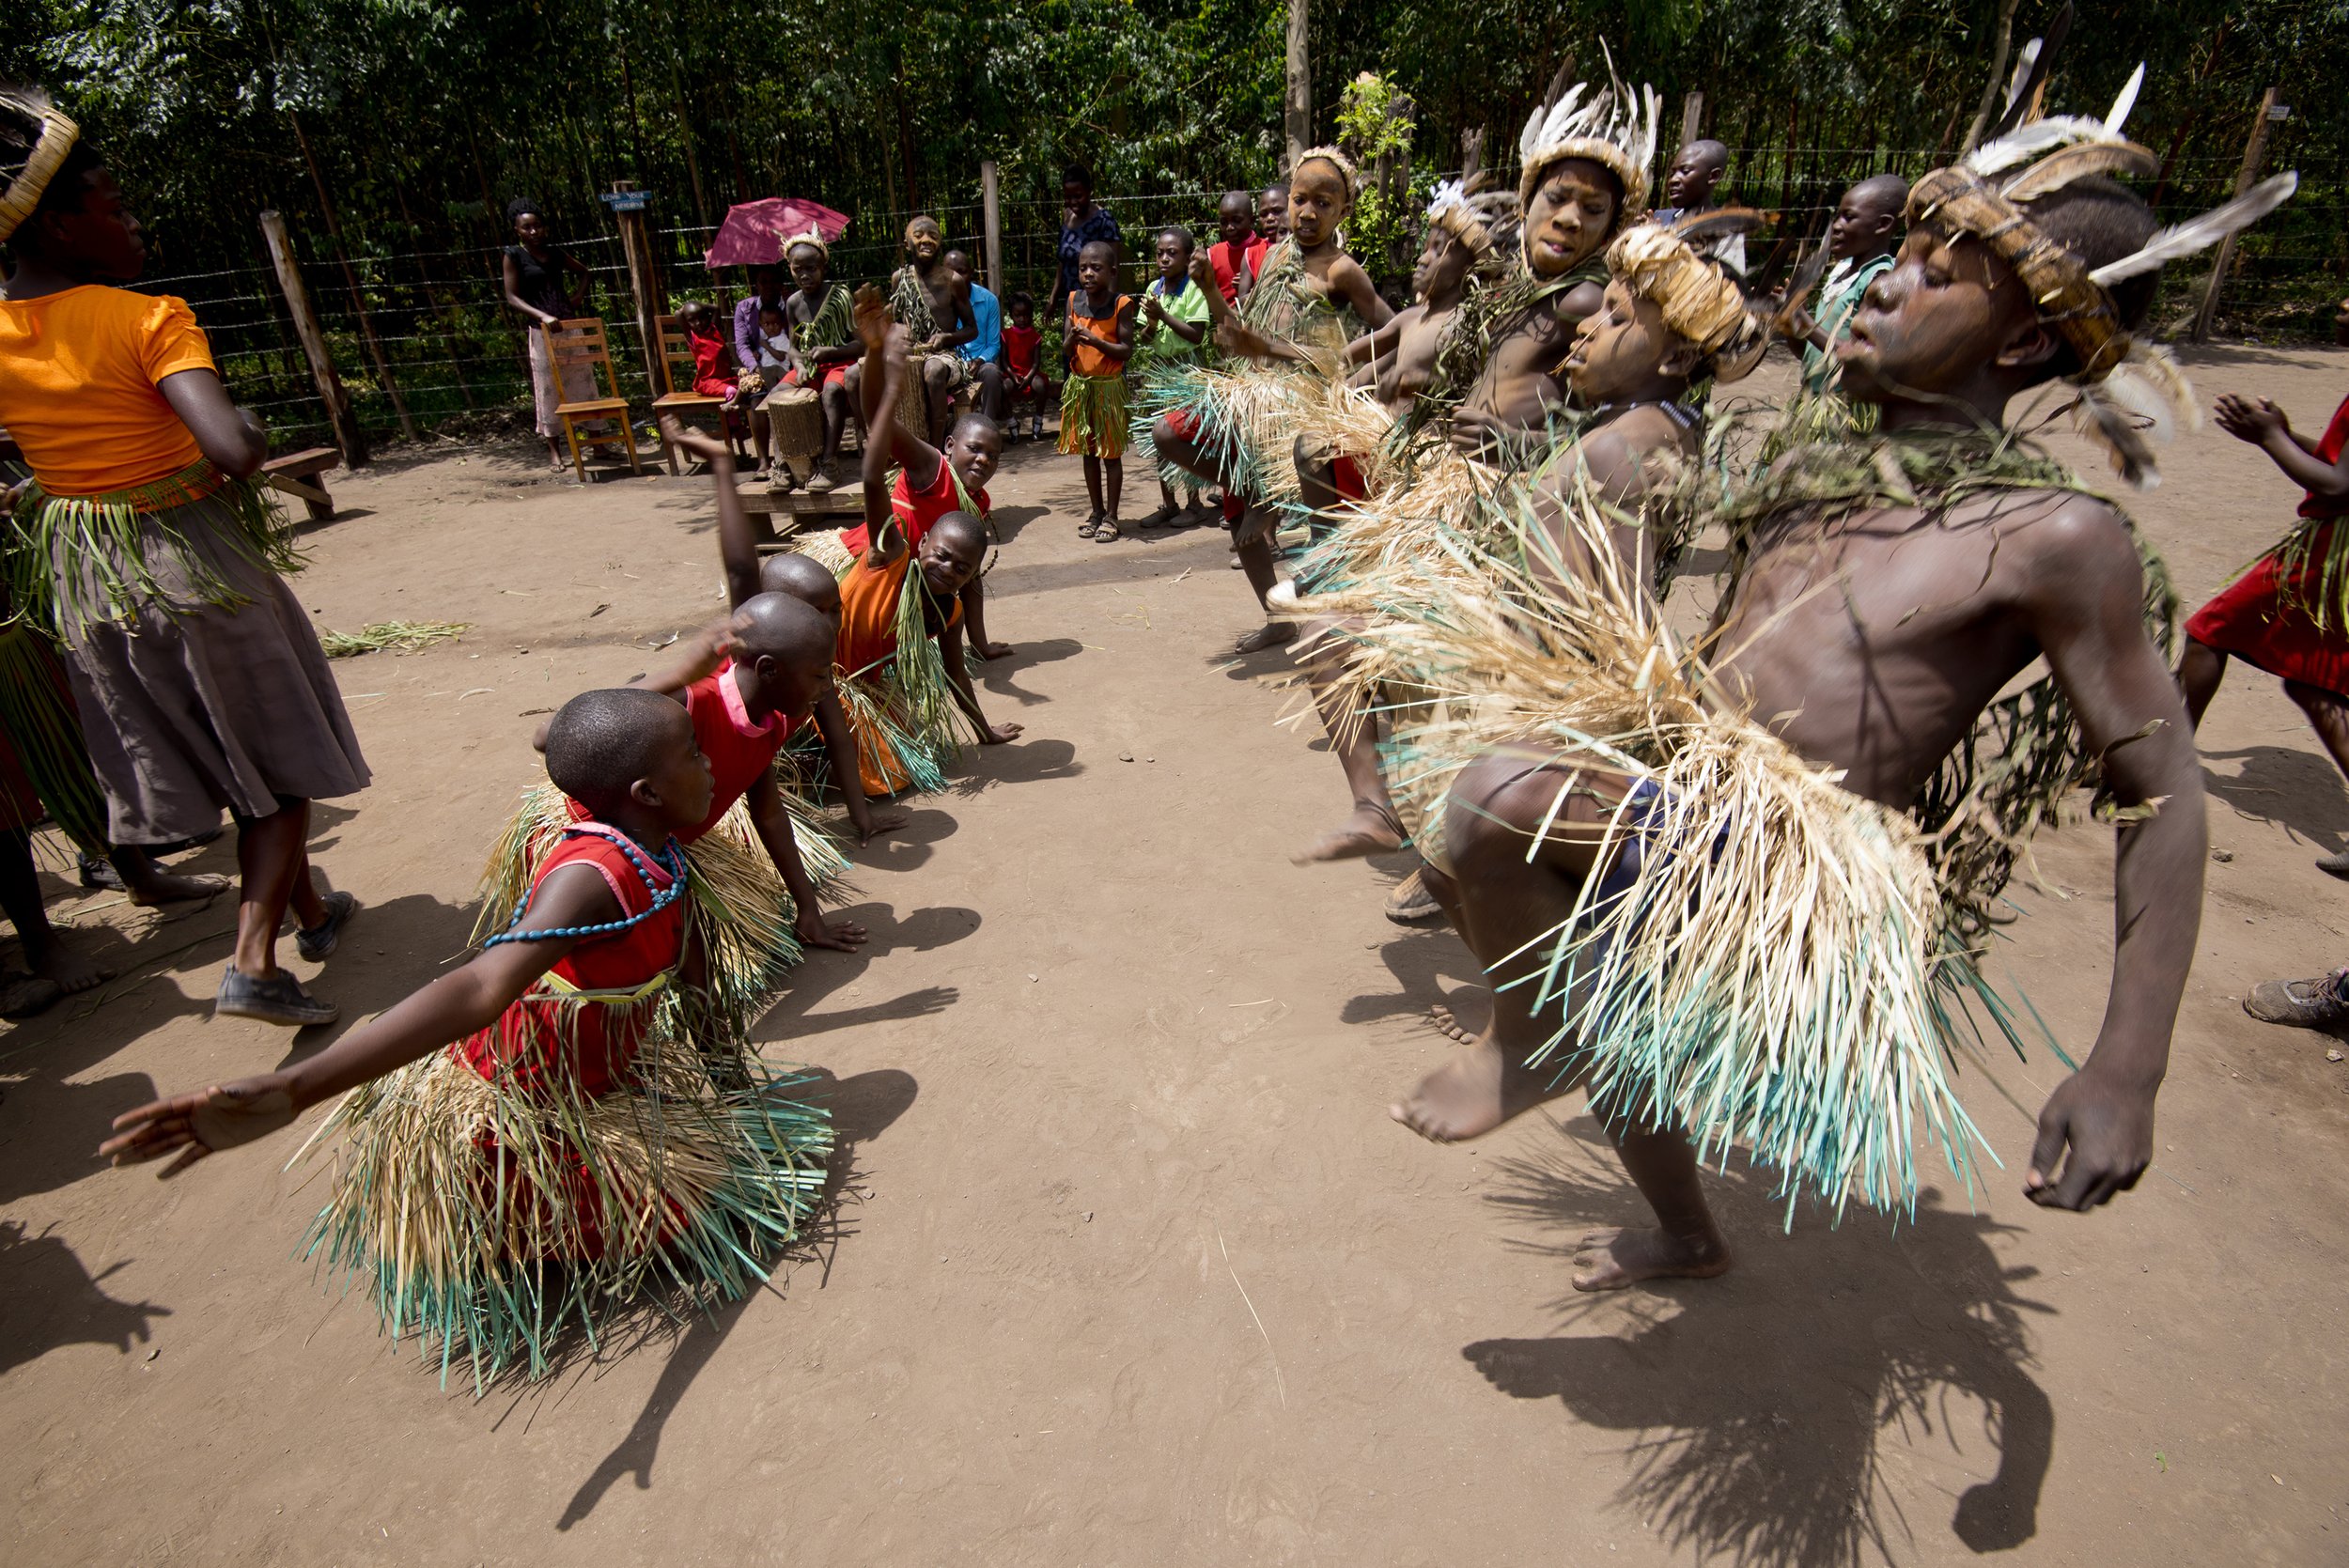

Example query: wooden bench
[262,447,341,521]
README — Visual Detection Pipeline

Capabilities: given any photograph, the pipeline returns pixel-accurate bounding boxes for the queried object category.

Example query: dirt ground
[5,344,2349,1567]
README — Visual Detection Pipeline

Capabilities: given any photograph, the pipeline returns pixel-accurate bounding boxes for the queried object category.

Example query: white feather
[2104,64,2144,136]
[1965,115,2119,176]
[2001,39,2042,116]
[2087,172,2299,286]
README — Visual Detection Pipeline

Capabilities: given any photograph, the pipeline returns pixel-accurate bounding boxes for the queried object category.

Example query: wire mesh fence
[137,146,2346,455]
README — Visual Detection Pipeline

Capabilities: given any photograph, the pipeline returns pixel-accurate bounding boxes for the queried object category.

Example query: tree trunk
[1283,0,1311,166]
[1959,0,2023,155]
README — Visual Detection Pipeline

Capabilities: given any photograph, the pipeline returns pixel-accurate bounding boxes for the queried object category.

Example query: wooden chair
[544,318,641,484]
[651,314,749,475]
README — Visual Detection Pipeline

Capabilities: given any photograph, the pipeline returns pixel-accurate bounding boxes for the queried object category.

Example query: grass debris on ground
[319,621,469,659]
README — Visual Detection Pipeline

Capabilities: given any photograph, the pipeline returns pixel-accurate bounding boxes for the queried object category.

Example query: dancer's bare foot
[1390,1032,1568,1142]
[1292,804,1403,863]
[31,938,111,995]
[1426,994,1488,1045]
[1569,1226,1732,1292]
[124,869,228,908]
[1233,622,1296,655]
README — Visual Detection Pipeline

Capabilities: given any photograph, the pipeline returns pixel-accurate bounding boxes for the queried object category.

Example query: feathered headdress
[1515,41,1660,224]
[0,88,79,246]
[1423,173,1517,257]
[782,225,829,261]
[1910,58,2297,486]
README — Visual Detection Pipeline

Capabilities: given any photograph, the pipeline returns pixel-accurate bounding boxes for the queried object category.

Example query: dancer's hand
[796,909,869,954]
[101,1078,299,1175]
[2214,394,2288,446]
[2023,1066,2155,1211]
[658,411,732,465]
[854,806,908,845]
[0,477,27,518]
[852,283,893,350]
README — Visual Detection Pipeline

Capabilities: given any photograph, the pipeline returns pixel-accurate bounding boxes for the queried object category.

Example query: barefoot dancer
[0,92,366,1028]
[2178,387,2349,877]
[101,688,834,1388]
[1388,91,2295,1285]
[1143,147,1392,652]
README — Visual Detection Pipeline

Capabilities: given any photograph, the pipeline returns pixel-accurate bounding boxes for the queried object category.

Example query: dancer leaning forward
[1370,67,2295,1283]
[103,688,834,1387]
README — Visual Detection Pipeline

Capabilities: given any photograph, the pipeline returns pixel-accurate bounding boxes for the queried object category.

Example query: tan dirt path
[3,345,2347,1565]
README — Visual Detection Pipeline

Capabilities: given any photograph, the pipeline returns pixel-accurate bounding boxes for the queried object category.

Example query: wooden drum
[762,384,822,462]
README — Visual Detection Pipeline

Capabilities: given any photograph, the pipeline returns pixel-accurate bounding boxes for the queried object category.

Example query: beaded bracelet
[484,827,687,948]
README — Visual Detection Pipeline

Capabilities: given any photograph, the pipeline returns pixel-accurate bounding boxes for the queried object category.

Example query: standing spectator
[499,197,595,471]
[1130,226,1211,528]
[1054,164,1120,314]
[944,248,1006,423]
[1256,182,1289,243]
[1651,140,1746,280]
[0,99,367,1026]
[1206,191,1268,306]
[731,263,788,382]
[1785,175,1906,396]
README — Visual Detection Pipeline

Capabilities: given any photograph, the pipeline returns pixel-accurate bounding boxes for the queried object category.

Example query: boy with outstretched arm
[101,687,837,1383]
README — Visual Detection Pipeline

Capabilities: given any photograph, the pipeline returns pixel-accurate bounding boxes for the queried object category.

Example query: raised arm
[101,865,616,1174]
[157,369,267,478]
[661,412,761,608]
[2217,395,2349,505]
[856,291,921,559]
[2020,496,2207,1211]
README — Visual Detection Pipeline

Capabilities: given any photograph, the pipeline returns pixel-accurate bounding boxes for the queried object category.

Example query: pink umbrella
[703,198,853,268]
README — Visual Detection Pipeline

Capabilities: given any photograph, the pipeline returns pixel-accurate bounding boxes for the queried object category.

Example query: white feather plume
[1425,177,1470,225]
[2002,39,2042,119]
[2103,64,2144,135]
[1518,84,1586,167]
[1965,115,2127,177]
[2086,171,2299,286]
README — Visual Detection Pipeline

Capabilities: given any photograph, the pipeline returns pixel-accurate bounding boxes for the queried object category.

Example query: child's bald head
[1828,175,1910,261]
[545,688,700,821]
[732,592,835,674]
[759,552,844,619]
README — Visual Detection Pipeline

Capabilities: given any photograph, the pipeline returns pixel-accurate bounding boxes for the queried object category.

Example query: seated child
[741,301,796,482]
[1130,225,1212,529]
[683,302,750,442]
[1060,239,1136,541]
[1000,292,1049,442]
[100,687,837,1387]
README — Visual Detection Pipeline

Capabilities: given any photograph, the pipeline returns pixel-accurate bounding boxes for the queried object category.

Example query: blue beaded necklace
[483,825,687,948]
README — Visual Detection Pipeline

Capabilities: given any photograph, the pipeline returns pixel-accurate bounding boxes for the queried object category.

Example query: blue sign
[599,190,651,212]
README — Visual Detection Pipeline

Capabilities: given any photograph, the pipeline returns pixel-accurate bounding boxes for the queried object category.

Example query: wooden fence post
[606,180,665,405]
[2191,86,2280,344]
[1680,91,1705,152]
[1283,0,1311,166]
[981,161,1003,297]
[258,210,368,468]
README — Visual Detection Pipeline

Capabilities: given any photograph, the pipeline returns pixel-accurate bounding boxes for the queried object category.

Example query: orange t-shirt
[1066,293,1130,380]
[0,286,215,496]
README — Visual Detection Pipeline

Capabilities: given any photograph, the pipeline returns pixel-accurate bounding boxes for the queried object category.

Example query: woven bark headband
[0,92,78,246]
[1605,222,1751,357]
[784,226,829,261]
[1906,165,2137,380]
[1293,147,1360,205]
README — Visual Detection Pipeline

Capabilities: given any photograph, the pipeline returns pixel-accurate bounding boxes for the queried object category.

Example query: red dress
[564,663,785,843]
[455,823,684,1100]
[1002,323,1042,382]
[2186,393,2349,697]
[840,459,990,557]
[688,330,736,399]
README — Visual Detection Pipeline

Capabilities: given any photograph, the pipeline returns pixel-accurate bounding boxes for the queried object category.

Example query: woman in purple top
[732,264,788,369]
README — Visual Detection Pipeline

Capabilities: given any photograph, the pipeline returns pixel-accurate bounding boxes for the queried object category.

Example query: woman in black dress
[499,198,594,469]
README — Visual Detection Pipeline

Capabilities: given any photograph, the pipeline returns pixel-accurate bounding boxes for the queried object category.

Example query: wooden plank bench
[262,447,341,522]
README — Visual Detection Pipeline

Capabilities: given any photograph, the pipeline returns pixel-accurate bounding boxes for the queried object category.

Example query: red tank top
[841,458,990,556]
[2300,393,2349,520]
[561,664,784,842]
[456,823,685,1099]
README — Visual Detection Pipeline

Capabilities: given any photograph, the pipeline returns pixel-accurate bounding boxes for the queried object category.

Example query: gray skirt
[54,491,370,844]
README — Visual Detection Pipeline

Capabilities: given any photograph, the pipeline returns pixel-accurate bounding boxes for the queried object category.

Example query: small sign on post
[606,181,664,415]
